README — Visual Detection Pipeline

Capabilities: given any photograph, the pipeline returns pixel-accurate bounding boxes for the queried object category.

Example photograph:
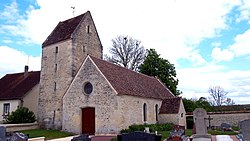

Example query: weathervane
[71,6,75,17]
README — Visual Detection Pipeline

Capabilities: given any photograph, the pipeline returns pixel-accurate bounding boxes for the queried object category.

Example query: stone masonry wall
[39,40,73,129]
[39,12,103,130]
[72,12,103,76]
[158,100,186,128]
[63,58,163,134]
[208,112,250,127]
[116,95,162,131]
[63,58,118,134]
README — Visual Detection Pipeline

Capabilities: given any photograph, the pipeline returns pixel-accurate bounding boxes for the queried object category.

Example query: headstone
[9,132,28,141]
[0,126,6,141]
[71,134,90,141]
[220,123,232,132]
[239,119,250,141]
[119,131,161,141]
[145,127,150,133]
[167,125,185,141]
[192,108,211,141]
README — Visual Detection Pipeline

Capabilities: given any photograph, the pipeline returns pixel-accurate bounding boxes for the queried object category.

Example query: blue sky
[1,0,250,104]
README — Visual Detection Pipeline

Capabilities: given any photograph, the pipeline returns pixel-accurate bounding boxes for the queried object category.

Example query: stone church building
[36,11,186,134]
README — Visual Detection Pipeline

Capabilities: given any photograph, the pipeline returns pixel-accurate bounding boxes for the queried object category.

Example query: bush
[120,123,173,133]
[5,107,36,124]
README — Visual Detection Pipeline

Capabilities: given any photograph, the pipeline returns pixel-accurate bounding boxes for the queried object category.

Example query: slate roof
[0,71,40,100]
[90,56,175,100]
[159,97,181,114]
[42,11,88,47]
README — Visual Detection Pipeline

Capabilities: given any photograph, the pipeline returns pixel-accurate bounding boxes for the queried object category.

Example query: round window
[84,82,93,94]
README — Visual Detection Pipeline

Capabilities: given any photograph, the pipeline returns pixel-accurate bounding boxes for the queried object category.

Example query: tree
[225,98,235,105]
[183,97,214,113]
[139,49,181,96]
[208,86,230,106]
[105,35,146,71]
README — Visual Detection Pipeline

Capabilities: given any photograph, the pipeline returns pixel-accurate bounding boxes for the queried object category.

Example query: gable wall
[71,12,103,76]
[63,58,118,134]
[23,84,39,118]
[39,40,74,129]
[159,99,186,128]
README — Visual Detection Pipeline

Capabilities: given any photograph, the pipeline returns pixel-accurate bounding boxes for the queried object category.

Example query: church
[0,11,186,135]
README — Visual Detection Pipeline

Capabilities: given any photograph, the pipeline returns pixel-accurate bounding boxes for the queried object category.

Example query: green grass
[208,129,238,135]
[20,129,75,140]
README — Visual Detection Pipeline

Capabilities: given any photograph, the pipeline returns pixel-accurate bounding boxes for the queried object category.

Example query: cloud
[236,0,250,23]
[0,1,20,22]
[211,47,234,62]
[0,46,41,78]
[229,29,250,57]
[1,0,241,64]
[178,65,250,104]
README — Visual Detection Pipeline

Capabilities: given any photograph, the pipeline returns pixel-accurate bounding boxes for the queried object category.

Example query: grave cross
[204,115,213,129]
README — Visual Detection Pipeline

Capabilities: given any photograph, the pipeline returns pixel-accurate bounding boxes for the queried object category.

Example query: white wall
[0,100,21,122]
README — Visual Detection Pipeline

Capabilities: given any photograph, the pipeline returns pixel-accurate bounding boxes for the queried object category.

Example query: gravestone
[221,123,232,132]
[167,125,186,141]
[0,126,6,141]
[118,131,161,141]
[9,132,28,141]
[192,108,211,141]
[71,134,90,141]
[239,119,250,141]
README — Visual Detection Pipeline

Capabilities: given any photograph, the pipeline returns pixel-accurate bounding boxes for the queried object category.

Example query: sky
[0,0,250,104]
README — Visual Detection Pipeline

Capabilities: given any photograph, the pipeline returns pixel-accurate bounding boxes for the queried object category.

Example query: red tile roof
[42,11,88,47]
[0,71,40,100]
[90,56,175,100]
[160,97,181,114]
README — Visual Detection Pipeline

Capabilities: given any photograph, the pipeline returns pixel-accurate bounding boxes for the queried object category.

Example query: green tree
[139,49,181,96]
[182,97,215,112]
[5,107,36,124]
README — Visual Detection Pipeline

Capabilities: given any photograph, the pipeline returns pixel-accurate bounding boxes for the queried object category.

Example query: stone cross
[193,108,208,135]
[204,114,213,129]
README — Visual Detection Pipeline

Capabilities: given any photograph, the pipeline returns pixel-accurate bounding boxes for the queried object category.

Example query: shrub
[5,107,36,124]
[120,123,173,133]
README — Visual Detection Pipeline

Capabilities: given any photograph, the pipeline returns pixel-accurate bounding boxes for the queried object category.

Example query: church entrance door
[82,107,95,135]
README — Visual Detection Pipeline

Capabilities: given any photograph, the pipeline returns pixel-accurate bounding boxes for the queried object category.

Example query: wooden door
[82,107,95,135]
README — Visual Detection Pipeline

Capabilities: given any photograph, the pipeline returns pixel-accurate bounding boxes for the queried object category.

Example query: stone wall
[63,58,163,134]
[38,40,74,129]
[72,12,103,76]
[158,100,186,128]
[39,12,103,130]
[0,123,39,132]
[208,111,250,127]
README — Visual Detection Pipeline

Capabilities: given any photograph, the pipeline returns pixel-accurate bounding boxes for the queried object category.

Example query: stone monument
[239,119,250,141]
[192,108,211,141]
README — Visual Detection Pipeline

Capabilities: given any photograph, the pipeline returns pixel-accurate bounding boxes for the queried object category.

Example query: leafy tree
[5,107,36,124]
[139,49,181,96]
[105,35,146,71]
[183,97,215,112]
[208,86,233,106]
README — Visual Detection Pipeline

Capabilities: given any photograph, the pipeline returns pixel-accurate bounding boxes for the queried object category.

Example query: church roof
[159,97,181,114]
[42,11,88,47]
[90,56,175,100]
[0,71,40,100]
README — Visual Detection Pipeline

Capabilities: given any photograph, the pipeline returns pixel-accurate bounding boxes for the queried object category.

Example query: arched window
[155,104,158,122]
[143,103,147,122]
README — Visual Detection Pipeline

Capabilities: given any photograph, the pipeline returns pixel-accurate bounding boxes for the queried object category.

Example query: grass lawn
[20,129,75,140]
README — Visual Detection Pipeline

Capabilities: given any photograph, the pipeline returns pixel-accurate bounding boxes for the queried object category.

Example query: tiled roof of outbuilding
[42,11,88,47]
[89,56,175,100]
[0,71,40,100]
[159,97,181,114]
